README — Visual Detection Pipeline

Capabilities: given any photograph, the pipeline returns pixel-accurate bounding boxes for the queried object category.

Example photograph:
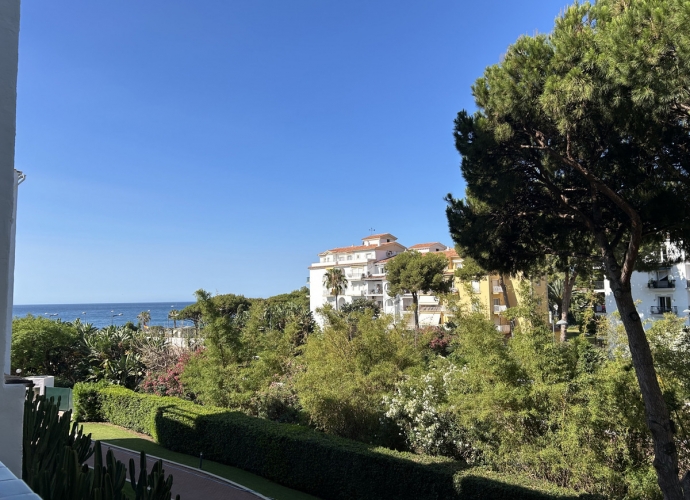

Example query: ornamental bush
[73,383,594,500]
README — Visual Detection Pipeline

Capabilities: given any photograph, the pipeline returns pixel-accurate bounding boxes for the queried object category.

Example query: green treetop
[445,1,690,496]
[385,251,450,330]
[323,268,348,311]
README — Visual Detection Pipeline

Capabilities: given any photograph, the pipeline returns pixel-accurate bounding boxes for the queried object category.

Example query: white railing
[496,325,511,333]
[492,286,503,294]
[493,305,507,313]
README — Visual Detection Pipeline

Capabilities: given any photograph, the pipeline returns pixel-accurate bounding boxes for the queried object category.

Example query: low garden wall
[73,383,597,500]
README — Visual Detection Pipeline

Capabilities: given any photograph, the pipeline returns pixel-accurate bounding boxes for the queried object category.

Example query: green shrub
[75,383,594,500]
[73,381,109,422]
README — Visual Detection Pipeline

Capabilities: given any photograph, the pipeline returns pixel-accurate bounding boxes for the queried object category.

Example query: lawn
[80,422,321,500]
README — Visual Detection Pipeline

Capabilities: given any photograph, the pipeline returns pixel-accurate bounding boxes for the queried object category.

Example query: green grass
[81,422,321,500]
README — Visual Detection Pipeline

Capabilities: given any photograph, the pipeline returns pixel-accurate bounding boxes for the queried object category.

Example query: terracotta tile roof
[408,242,446,249]
[375,256,396,263]
[323,244,374,254]
[320,241,404,255]
[362,233,396,240]
[443,249,459,259]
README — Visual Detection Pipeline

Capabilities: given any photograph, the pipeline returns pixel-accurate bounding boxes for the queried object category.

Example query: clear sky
[14,0,569,304]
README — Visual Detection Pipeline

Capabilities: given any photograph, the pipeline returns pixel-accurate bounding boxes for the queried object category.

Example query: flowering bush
[384,358,477,462]
[140,350,194,398]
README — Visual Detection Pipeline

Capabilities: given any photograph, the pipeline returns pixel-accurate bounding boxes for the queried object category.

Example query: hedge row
[73,383,597,500]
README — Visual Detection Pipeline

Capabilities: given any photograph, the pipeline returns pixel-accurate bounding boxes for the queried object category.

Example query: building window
[471,281,480,293]
[347,255,352,260]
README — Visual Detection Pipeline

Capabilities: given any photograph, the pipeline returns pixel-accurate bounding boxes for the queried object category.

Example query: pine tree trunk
[606,265,683,499]
[499,274,510,309]
[412,291,419,331]
[499,274,512,334]
[560,268,578,343]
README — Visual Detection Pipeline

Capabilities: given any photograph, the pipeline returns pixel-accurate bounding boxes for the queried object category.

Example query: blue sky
[14,0,569,304]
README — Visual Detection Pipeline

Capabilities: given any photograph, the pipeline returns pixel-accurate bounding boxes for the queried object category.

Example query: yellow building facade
[442,249,549,334]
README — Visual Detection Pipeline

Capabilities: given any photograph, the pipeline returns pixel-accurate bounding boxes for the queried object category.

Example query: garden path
[87,443,270,500]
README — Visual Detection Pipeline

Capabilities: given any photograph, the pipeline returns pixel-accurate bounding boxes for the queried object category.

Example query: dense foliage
[444,0,690,495]
[73,383,589,500]
[22,280,690,498]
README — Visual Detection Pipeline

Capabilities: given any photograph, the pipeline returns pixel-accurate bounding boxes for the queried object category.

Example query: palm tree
[323,268,348,311]
[137,310,151,329]
[168,309,179,329]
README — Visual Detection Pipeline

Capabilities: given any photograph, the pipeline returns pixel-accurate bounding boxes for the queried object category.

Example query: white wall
[605,264,690,326]
[0,0,24,477]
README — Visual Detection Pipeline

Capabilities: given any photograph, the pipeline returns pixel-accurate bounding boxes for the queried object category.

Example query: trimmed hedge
[74,383,598,500]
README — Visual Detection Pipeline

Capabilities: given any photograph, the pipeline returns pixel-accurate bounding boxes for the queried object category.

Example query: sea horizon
[12,301,196,329]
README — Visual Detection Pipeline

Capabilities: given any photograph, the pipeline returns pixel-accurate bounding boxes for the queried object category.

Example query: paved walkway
[87,443,270,500]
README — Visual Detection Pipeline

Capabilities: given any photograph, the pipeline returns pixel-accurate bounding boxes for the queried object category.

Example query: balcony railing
[593,304,606,313]
[650,306,677,314]
[593,280,605,290]
[492,286,503,294]
[493,304,507,313]
[496,325,511,334]
[648,280,676,289]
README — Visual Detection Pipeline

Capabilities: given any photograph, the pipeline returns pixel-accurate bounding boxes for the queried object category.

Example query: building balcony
[346,273,365,280]
[496,324,511,334]
[492,286,503,294]
[650,305,677,315]
[593,280,605,290]
[493,304,507,314]
[648,280,675,289]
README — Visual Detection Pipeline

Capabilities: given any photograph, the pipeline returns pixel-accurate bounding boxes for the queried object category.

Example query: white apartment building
[604,244,690,325]
[308,234,450,326]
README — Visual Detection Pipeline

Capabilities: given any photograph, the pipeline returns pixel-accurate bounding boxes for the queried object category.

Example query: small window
[347,255,352,260]
[471,281,480,293]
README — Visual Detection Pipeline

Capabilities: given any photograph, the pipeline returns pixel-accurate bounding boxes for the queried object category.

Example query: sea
[12,302,195,330]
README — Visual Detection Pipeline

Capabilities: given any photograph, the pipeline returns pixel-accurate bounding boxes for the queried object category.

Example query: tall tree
[386,251,450,330]
[168,309,179,329]
[445,1,690,496]
[137,311,151,329]
[323,268,348,311]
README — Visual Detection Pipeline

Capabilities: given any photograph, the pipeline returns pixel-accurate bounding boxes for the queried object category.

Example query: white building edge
[604,243,690,326]
[308,233,455,326]
[0,0,26,479]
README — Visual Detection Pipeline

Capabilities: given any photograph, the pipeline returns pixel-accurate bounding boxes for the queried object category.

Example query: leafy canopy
[446,0,690,274]
[386,251,450,297]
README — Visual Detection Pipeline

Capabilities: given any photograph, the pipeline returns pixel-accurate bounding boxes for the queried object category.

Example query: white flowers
[383,359,474,460]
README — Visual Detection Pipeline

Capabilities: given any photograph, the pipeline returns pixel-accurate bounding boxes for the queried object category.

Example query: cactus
[23,391,180,500]
[129,451,180,500]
